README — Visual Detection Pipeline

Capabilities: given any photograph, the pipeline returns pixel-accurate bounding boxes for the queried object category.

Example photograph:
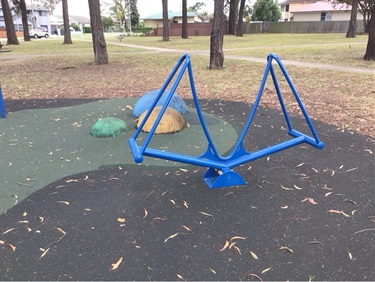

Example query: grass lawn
[0,33,373,137]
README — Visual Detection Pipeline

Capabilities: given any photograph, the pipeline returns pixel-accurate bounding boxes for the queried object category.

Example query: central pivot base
[203,168,247,189]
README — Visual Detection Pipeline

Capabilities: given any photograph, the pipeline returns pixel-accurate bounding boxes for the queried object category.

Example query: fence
[243,20,365,34]
[152,20,364,37]
[0,30,23,39]
[154,22,227,37]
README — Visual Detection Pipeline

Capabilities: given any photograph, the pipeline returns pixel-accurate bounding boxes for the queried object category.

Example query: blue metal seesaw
[128,53,324,189]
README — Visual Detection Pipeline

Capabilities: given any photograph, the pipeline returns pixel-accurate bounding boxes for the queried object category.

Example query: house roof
[26,5,50,12]
[292,1,351,13]
[143,11,199,20]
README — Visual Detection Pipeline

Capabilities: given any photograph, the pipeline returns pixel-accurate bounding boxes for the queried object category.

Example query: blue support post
[0,85,6,118]
[128,53,324,189]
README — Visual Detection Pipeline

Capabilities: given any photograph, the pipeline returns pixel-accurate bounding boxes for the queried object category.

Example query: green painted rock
[90,117,130,138]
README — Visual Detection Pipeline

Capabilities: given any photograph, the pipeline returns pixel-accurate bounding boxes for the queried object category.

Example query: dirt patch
[1,52,374,137]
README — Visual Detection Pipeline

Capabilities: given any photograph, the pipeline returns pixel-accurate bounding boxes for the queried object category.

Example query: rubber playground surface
[0,97,374,281]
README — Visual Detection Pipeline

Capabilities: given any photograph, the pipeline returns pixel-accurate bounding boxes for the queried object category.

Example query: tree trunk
[62,0,73,44]
[210,0,224,69]
[236,0,246,37]
[1,0,19,45]
[162,0,169,41]
[19,0,30,41]
[229,0,239,35]
[88,0,109,64]
[346,0,358,38]
[364,7,375,60]
[181,0,188,39]
[364,12,370,33]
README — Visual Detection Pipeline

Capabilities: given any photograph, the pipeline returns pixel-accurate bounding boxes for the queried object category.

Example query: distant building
[143,11,203,28]
[279,0,363,22]
[0,3,50,33]
[0,1,90,38]
[291,1,363,22]
[50,15,90,35]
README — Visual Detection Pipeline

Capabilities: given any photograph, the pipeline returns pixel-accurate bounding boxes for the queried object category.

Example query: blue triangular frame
[128,53,324,188]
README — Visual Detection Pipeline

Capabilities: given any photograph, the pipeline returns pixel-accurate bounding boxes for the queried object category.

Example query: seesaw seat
[128,53,324,188]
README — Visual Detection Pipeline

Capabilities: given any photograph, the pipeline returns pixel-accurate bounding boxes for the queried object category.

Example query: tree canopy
[251,0,281,21]
[187,1,206,12]
[25,0,62,13]
[130,0,140,28]
[107,0,138,32]
[102,16,115,29]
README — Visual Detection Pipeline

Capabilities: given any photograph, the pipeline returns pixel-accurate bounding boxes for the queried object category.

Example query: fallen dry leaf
[229,241,237,249]
[328,210,351,217]
[182,201,189,208]
[110,257,123,271]
[65,179,79,183]
[176,274,185,280]
[328,209,342,214]
[230,236,246,241]
[294,184,303,190]
[301,198,318,205]
[153,217,167,221]
[0,240,4,244]
[40,247,50,258]
[2,228,15,235]
[143,209,148,218]
[57,201,70,205]
[117,218,126,223]
[164,233,179,243]
[56,227,66,235]
[346,167,359,172]
[280,246,294,253]
[220,240,229,252]
[181,225,191,232]
[233,245,242,255]
[22,212,27,217]
[348,252,353,260]
[281,185,294,190]
[6,244,16,252]
[199,211,215,220]
[341,211,351,217]
[250,251,259,260]
[248,273,263,281]
[261,266,272,274]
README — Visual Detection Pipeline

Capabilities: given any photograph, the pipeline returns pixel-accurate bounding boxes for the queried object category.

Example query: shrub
[83,26,92,33]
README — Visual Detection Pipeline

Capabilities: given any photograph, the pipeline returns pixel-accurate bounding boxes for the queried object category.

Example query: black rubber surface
[1,98,374,281]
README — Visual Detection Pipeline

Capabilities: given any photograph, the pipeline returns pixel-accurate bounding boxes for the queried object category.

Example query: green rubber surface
[0,98,238,214]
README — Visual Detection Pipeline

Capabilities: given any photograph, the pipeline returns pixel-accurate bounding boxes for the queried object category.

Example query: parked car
[29,29,49,39]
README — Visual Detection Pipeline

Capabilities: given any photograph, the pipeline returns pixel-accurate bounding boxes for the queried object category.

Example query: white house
[0,3,50,33]
[279,0,363,22]
[50,14,90,35]
[291,1,363,22]
[0,2,89,38]
[143,11,203,28]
